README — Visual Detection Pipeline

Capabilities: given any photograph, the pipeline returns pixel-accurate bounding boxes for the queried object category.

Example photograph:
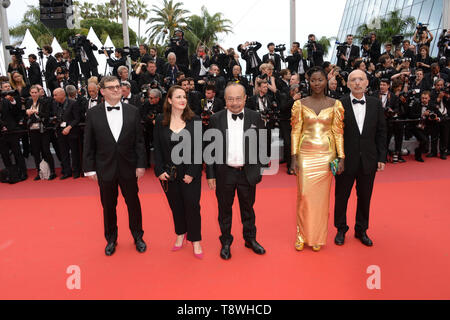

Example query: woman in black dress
[153,85,204,259]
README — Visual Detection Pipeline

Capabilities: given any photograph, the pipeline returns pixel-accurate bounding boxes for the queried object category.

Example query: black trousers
[29,130,55,172]
[57,130,80,176]
[0,133,27,174]
[143,123,154,167]
[162,176,202,242]
[427,121,449,155]
[334,160,377,234]
[279,119,292,168]
[386,120,404,153]
[408,126,428,157]
[216,166,257,245]
[98,176,144,243]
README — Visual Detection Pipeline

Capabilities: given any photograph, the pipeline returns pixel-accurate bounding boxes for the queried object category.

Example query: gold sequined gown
[291,100,345,246]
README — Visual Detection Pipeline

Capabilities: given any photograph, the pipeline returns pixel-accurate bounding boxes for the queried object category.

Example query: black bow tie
[107,106,120,111]
[91,98,97,102]
[352,99,365,105]
[207,100,213,104]
[232,113,244,121]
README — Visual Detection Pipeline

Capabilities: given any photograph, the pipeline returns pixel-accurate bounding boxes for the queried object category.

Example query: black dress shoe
[220,244,231,260]
[73,173,81,179]
[398,156,406,163]
[34,175,41,181]
[355,232,373,247]
[440,154,447,160]
[105,242,117,256]
[415,156,424,162]
[334,231,346,245]
[244,239,266,255]
[426,153,437,158]
[19,174,28,181]
[60,174,72,180]
[48,173,56,180]
[135,239,147,253]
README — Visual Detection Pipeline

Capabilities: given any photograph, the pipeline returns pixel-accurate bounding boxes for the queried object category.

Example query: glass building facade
[331,0,444,61]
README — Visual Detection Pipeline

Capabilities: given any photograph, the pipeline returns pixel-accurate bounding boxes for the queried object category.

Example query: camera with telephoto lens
[261,101,280,127]
[0,90,15,98]
[123,46,141,61]
[428,112,439,121]
[335,41,349,59]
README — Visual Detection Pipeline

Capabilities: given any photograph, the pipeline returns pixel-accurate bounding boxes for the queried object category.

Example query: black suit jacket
[45,55,58,83]
[337,45,360,68]
[122,94,142,111]
[191,54,211,80]
[339,95,387,175]
[52,98,81,136]
[372,90,400,114]
[0,98,21,131]
[152,114,203,180]
[28,62,43,86]
[206,108,265,186]
[83,103,146,181]
[200,97,225,114]
[263,53,282,72]
[245,94,276,112]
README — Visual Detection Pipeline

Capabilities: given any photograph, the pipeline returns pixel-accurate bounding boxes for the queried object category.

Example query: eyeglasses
[225,97,244,103]
[104,85,121,91]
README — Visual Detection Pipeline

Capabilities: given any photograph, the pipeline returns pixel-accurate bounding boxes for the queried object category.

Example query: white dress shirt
[89,96,99,109]
[85,101,123,177]
[226,109,245,167]
[350,93,366,134]
[380,92,388,109]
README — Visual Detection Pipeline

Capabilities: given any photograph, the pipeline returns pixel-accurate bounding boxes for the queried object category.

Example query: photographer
[413,23,434,53]
[373,79,405,162]
[121,81,142,110]
[285,42,308,81]
[198,64,227,99]
[131,44,151,69]
[73,34,99,80]
[375,54,398,81]
[7,54,27,80]
[27,54,43,86]
[43,46,58,94]
[382,43,394,59]
[228,64,252,97]
[62,49,80,86]
[118,66,139,95]
[191,45,211,82]
[25,85,57,180]
[407,91,429,162]
[416,46,433,74]
[402,40,416,66]
[209,44,228,76]
[105,48,128,77]
[0,83,28,181]
[279,83,299,174]
[164,29,190,74]
[337,34,360,70]
[140,88,163,167]
[225,47,241,77]
[263,43,282,73]
[411,68,431,93]
[52,88,81,179]
[238,41,262,81]
[135,61,163,90]
[148,47,166,75]
[305,34,324,67]
[259,63,277,94]
[162,52,180,88]
[426,63,448,88]
[369,32,381,65]
[430,79,449,159]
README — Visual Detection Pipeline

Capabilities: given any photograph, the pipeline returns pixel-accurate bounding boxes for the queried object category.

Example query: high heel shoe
[171,233,186,251]
[192,242,203,259]
[312,245,321,252]
[295,228,304,251]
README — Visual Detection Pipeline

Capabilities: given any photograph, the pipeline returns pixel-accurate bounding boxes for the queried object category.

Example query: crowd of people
[1,28,449,184]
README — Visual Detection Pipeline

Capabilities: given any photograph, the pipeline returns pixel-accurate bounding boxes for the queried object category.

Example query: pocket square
[250,124,257,129]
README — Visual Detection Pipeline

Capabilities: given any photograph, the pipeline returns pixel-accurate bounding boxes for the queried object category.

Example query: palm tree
[184,6,233,54]
[75,1,97,20]
[145,0,190,45]
[127,0,150,42]
[355,10,416,46]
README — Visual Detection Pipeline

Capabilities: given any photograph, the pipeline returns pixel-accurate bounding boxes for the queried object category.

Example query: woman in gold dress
[290,67,345,252]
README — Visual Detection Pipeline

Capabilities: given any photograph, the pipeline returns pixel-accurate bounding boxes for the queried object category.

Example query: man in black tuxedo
[263,43,282,73]
[334,70,387,247]
[105,48,127,77]
[206,83,266,260]
[337,34,360,70]
[120,81,142,110]
[52,88,82,179]
[62,49,80,86]
[43,46,58,95]
[118,66,139,95]
[238,41,262,81]
[369,32,381,65]
[27,54,43,86]
[83,76,147,256]
[201,85,225,114]
[306,34,324,67]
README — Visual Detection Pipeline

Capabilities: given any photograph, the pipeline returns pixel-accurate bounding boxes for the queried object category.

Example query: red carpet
[1,156,449,300]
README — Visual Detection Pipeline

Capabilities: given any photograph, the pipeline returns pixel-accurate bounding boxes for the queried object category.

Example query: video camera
[0,90,15,98]
[5,46,25,58]
[394,57,412,65]
[391,35,404,47]
[123,46,141,61]
[335,41,349,58]
[67,35,84,49]
[98,46,114,55]
[275,44,286,53]
[417,23,429,35]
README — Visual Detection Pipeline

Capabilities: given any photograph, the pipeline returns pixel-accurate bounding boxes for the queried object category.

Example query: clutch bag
[330,158,339,176]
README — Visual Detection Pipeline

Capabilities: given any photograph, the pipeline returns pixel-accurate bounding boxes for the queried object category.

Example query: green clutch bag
[330,158,339,176]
